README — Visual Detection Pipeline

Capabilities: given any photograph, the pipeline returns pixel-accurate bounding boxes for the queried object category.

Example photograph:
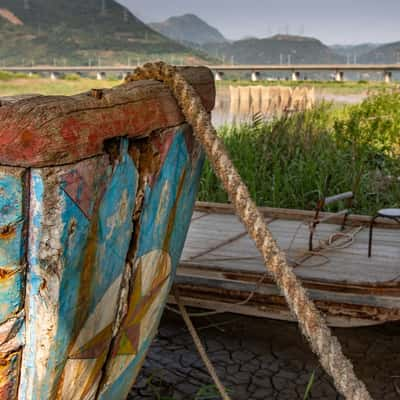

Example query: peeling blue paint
[136,132,189,257]
[100,130,204,397]
[0,170,26,324]
[21,139,139,400]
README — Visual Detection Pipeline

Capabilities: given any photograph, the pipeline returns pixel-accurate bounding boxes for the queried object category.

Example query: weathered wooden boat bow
[125,62,373,400]
[0,67,214,399]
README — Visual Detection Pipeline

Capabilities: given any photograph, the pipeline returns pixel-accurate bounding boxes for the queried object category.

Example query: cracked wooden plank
[97,127,205,400]
[19,140,139,400]
[0,67,215,168]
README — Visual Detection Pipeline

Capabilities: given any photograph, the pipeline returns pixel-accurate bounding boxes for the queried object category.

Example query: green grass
[0,71,39,81]
[199,92,400,215]
[303,371,316,400]
[0,77,118,96]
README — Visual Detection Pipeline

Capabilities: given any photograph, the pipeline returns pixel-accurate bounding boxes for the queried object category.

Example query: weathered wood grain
[0,167,26,324]
[175,208,400,327]
[0,167,27,400]
[0,67,214,168]
[97,128,205,399]
[195,201,400,229]
[19,140,138,400]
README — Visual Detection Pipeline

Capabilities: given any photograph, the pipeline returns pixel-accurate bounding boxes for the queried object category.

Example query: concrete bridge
[210,64,400,83]
[3,64,400,82]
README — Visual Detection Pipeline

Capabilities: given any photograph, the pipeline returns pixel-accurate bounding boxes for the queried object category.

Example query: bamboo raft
[173,202,400,328]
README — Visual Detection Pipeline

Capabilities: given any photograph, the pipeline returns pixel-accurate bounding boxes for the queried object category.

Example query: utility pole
[123,8,129,22]
[101,0,107,16]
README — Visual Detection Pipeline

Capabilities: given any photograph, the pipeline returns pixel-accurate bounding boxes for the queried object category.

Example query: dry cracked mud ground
[129,311,400,399]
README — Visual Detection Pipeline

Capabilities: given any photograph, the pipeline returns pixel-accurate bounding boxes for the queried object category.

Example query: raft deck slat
[182,212,400,285]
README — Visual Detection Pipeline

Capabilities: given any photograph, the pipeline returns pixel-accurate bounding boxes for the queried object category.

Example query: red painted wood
[0,67,215,167]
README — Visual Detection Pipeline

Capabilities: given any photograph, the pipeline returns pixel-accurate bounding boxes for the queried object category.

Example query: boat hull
[0,67,215,400]
[0,126,204,399]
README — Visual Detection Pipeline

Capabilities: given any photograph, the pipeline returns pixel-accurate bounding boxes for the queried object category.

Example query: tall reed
[199,92,400,215]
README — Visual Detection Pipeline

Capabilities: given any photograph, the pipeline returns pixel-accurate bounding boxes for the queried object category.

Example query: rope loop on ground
[125,62,373,400]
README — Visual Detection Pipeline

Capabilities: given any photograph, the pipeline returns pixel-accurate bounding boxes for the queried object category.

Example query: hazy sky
[118,0,400,45]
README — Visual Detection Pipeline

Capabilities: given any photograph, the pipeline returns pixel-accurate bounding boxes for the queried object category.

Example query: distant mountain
[359,41,400,64]
[0,0,210,65]
[330,43,380,62]
[204,35,342,64]
[150,14,227,46]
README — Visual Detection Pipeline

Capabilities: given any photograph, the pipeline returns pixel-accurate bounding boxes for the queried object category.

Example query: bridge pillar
[214,71,224,81]
[251,71,260,82]
[384,71,392,84]
[335,70,344,82]
[291,71,300,81]
[97,72,106,81]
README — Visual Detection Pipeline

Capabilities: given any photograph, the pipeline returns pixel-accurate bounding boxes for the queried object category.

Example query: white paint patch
[71,275,122,354]
[60,359,100,400]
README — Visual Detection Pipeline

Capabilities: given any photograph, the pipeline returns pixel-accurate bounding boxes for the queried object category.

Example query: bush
[63,73,81,81]
[0,71,35,80]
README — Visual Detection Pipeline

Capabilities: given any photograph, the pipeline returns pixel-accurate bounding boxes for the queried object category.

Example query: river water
[212,86,366,127]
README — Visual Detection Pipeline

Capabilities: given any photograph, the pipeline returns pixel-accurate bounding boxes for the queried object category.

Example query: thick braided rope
[126,62,373,400]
